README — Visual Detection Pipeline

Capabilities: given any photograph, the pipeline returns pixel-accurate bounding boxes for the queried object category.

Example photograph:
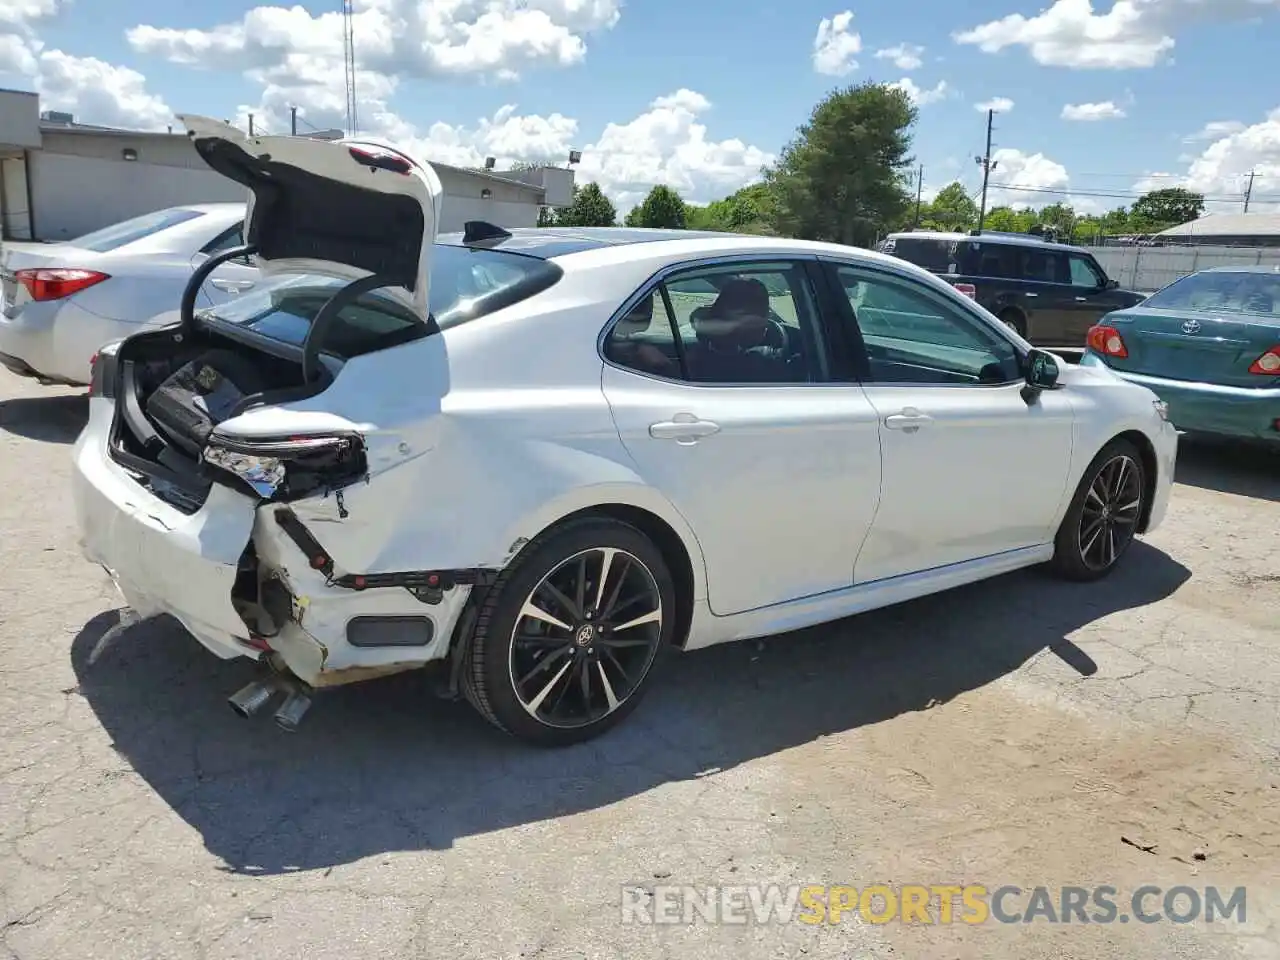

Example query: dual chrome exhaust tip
[228,676,313,732]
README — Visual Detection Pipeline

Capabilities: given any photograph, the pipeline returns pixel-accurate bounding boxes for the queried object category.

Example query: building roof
[1157,213,1280,237]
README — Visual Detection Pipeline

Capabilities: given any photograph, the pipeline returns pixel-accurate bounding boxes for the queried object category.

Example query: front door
[600,257,882,617]
[823,260,1076,584]
[1058,252,1126,345]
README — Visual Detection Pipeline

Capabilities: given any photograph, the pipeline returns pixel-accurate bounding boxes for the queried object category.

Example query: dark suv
[877,230,1147,348]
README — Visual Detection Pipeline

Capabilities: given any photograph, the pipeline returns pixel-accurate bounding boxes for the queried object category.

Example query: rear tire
[462,517,676,746]
[1049,438,1147,582]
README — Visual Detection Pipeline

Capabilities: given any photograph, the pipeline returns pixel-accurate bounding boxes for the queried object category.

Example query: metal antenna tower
[343,0,358,136]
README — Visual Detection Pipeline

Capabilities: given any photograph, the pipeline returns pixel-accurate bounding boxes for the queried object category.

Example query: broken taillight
[202,433,367,500]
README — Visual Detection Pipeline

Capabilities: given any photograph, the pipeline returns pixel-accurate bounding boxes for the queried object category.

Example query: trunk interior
[108,324,325,514]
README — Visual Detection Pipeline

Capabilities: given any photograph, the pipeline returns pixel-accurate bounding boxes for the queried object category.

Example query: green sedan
[1081,266,1280,444]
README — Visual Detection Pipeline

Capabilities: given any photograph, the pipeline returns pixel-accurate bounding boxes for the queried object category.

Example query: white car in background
[0,202,253,386]
[72,117,1178,746]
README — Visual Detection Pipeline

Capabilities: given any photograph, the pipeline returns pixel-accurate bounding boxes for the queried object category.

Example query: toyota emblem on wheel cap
[1181,319,1202,334]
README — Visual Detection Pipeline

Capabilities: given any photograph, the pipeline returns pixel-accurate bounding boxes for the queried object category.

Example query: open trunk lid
[1104,306,1280,388]
[177,115,443,321]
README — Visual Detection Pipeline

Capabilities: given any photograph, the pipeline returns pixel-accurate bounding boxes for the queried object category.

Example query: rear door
[1017,246,1075,345]
[823,259,1075,583]
[600,256,882,617]
[189,219,259,308]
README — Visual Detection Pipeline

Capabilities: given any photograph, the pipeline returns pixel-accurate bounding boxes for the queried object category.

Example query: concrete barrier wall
[1092,245,1280,293]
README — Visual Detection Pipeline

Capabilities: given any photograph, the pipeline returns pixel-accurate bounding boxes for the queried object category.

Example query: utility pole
[247,113,254,136]
[975,109,997,234]
[290,106,298,136]
[1243,170,1256,213]
[913,164,924,228]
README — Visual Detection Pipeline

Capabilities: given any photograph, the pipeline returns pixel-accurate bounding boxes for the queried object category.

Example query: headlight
[1153,399,1170,422]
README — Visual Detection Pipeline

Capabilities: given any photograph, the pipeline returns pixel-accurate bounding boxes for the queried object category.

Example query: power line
[987,182,1280,204]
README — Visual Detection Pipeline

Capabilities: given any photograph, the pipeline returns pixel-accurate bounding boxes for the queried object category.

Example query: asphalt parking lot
[1,367,1277,960]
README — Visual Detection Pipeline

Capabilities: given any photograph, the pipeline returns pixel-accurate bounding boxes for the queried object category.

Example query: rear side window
[885,238,955,273]
[960,242,1019,279]
[1019,248,1068,284]
[203,243,561,357]
[69,208,205,252]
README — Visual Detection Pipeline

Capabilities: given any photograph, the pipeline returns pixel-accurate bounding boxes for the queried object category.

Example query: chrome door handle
[883,409,933,432]
[1025,292,1038,298]
[210,278,255,293]
[650,415,720,443]
[1075,296,1088,302]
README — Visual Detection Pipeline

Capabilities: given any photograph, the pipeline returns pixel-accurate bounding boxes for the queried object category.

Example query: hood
[178,114,443,321]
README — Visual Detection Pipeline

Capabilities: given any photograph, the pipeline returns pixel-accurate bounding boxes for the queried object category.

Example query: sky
[2,0,1279,215]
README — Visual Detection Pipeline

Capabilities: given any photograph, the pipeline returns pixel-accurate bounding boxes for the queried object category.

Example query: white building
[0,88,574,242]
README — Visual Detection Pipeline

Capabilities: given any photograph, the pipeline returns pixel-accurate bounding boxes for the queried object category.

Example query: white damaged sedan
[72,117,1178,745]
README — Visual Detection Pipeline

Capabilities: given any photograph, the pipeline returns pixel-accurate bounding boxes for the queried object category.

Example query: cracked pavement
[1,368,1278,959]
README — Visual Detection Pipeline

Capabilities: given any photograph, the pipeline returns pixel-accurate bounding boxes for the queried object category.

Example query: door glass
[964,242,1018,279]
[604,261,829,384]
[1020,248,1068,284]
[834,266,1021,385]
[1068,255,1104,288]
[202,223,246,256]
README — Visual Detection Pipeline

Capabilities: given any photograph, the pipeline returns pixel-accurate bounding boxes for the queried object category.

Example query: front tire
[462,517,676,746]
[1050,439,1147,581]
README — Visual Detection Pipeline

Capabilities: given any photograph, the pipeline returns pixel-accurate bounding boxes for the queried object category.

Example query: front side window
[1068,254,1105,288]
[833,265,1021,385]
[69,207,205,252]
[603,260,829,385]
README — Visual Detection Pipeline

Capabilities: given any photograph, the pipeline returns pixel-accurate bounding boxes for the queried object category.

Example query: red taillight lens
[953,282,977,300]
[1247,346,1280,375]
[16,268,109,301]
[1087,324,1128,358]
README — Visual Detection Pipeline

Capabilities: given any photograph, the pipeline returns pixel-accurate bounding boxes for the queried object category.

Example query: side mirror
[1023,348,1060,397]
[1106,278,1119,290]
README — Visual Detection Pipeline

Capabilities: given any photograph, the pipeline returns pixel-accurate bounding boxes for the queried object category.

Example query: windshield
[69,208,205,252]
[202,243,563,358]
[1143,271,1280,317]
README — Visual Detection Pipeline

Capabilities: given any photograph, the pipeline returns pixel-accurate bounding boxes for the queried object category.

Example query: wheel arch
[1110,429,1159,533]
[469,486,707,652]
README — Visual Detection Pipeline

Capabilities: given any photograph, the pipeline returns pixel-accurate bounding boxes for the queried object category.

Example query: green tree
[982,206,1036,233]
[688,183,777,234]
[925,182,978,232]
[1035,202,1076,239]
[1130,187,1204,229]
[764,82,917,246]
[552,182,617,227]
[628,185,687,228]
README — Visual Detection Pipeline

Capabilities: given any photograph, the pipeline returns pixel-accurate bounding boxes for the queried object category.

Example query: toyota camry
[71,117,1178,745]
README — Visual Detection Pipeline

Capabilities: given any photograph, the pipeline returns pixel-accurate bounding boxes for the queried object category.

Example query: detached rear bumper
[71,398,472,687]
[1083,355,1280,442]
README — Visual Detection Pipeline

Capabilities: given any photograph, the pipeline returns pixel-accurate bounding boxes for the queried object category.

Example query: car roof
[885,230,1090,255]
[435,226,751,259]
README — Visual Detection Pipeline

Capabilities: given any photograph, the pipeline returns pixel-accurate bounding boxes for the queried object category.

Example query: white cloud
[985,147,1071,209]
[1136,106,1280,213]
[1062,100,1126,121]
[0,1,174,130]
[874,43,924,70]
[889,78,952,107]
[127,0,622,82]
[975,97,1013,113]
[813,11,861,76]
[953,0,1280,70]
[1183,120,1247,143]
